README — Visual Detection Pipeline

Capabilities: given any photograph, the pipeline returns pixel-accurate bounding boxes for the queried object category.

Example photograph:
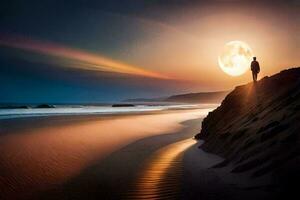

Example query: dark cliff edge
[195,67,300,198]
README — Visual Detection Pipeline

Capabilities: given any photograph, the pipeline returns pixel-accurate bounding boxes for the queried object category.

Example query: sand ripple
[124,139,196,200]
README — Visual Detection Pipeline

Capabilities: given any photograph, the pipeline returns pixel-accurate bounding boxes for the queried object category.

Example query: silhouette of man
[251,57,260,82]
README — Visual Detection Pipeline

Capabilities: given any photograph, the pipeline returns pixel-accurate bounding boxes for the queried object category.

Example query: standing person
[251,57,260,82]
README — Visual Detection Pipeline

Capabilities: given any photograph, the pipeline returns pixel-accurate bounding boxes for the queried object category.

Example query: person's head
[253,57,256,61]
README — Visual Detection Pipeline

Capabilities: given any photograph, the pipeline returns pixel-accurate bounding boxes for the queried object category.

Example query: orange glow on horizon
[0,1,298,91]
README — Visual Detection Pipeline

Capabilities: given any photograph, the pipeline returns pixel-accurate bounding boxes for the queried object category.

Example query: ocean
[0,103,218,119]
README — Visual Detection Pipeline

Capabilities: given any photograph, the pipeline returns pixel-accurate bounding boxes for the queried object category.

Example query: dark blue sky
[0,0,185,103]
[0,0,299,103]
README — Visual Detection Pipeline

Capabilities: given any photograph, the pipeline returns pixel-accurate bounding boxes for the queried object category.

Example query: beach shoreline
[38,117,204,200]
[0,108,210,200]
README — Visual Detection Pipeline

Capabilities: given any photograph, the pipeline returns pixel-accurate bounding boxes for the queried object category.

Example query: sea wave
[0,104,218,119]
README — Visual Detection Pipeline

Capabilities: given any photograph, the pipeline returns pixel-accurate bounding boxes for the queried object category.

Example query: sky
[0,0,299,103]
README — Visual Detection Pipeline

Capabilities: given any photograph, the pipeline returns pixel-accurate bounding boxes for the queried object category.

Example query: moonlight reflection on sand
[0,110,205,200]
[125,139,196,200]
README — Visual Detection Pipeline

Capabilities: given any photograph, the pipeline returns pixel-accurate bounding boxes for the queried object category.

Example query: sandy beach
[0,108,211,200]
[1,1,298,199]
[0,105,280,200]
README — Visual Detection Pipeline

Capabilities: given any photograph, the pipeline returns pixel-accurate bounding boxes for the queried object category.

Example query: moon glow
[218,41,253,76]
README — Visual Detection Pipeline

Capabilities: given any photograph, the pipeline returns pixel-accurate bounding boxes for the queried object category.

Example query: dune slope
[195,67,300,197]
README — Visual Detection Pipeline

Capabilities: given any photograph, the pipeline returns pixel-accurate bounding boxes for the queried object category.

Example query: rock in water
[36,104,55,108]
[112,104,135,107]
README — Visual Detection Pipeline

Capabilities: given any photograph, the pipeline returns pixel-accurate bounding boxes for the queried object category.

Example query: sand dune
[195,67,300,199]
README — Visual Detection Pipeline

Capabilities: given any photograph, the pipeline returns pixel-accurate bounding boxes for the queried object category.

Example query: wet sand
[124,139,197,200]
[38,117,204,200]
[0,109,210,200]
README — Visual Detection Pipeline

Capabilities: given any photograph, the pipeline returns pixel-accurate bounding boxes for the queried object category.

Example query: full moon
[218,41,253,76]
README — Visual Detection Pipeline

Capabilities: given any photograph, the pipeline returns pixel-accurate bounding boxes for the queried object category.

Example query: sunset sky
[0,0,299,103]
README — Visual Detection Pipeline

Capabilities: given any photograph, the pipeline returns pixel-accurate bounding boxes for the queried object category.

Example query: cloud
[0,34,169,79]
